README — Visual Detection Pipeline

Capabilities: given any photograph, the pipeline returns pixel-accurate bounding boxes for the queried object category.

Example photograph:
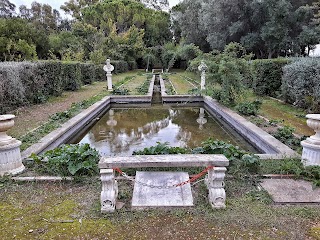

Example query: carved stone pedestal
[301,114,320,166]
[205,167,227,209]
[100,169,118,213]
[0,115,24,176]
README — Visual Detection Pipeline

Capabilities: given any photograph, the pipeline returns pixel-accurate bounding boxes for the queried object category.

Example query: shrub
[236,100,262,116]
[128,61,137,70]
[31,144,100,177]
[38,61,64,97]
[61,62,82,91]
[94,65,105,81]
[272,125,302,150]
[251,58,290,97]
[192,138,260,175]
[0,62,26,113]
[80,63,96,84]
[282,58,320,111]
[133,142,188,155]
[0,60,133,114]
[111,60,129,73]
[111,87,130,95]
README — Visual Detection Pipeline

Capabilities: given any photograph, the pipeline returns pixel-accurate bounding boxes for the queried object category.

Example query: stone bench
[98,154,229,213]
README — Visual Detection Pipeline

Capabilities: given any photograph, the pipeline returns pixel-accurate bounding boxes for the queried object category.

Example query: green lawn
[164,70,200,94]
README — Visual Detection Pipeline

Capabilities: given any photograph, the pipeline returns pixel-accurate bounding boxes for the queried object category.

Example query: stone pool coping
[21,76,299,159]
[21,75,156,159]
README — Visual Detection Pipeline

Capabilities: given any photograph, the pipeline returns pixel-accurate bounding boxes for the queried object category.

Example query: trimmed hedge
[251,58,291,97]
[282,58,320,112]
[0,60,136,114]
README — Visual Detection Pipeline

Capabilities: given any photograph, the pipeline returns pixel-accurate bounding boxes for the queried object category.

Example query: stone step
[132,171,194,209]
[260,179,320,204]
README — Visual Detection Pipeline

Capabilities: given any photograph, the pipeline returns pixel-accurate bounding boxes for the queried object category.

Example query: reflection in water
[77,107,258,156]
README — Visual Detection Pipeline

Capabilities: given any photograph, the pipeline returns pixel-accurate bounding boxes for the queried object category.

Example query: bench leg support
[206,167,227,209]
[100,169,118,213]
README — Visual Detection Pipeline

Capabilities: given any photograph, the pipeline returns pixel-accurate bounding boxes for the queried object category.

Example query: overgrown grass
[260,98,312,136]
[19,93,108,151]
[0,178,319,239]
[165,70,199,94]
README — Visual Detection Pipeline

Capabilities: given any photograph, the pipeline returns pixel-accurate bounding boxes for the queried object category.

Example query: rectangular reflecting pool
[74,105,259,156]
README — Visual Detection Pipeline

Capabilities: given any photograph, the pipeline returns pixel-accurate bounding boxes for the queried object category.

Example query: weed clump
[30,144,100,177]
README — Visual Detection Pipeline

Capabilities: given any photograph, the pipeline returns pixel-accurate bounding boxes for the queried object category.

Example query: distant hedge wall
[251,58,291,97]
[0,60,136,114]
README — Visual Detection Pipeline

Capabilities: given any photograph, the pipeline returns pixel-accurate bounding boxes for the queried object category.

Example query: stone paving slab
[260,179,320,203]
[132,171,193,209]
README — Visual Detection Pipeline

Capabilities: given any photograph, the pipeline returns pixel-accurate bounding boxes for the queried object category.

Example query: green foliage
[260,158,320,187]
[303,166,320,187]
[251,58,291,97]
[0,61,121,114]
[112,87,130,95]
[172,0,318,57]
[0,17,49,61]
[134,138,261,177]
[282,58,320,112]
[273,125,295,142]
[188,43,252,106]
[80,63,96,84]
[31,144,100,177]
[236,100,262,116]
[136,78,151,94]
[111,60,129,74]
[191,138,260,175]
[89,50,105,64]
[133,142,189,155]
[61,62,82,91]
[20,94,107,151]
[272,125,303,150]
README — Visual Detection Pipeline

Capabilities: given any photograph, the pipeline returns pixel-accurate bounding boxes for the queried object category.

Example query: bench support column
[100,169,118,213]
[206,167,227,209]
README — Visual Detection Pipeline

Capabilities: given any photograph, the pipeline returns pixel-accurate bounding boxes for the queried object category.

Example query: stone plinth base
[301,140,320,166]
[0,140,25,176]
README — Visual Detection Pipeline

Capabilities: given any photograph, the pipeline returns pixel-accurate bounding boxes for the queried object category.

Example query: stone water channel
[72,74,259,156]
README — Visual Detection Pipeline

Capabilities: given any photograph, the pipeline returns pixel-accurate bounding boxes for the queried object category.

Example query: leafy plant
[112,87,130,95]
[268,118,284,126]
[30,144,100,177]
[272,125,305,151]
[193,138,261,176]
[236,100,262,116]
[133,142,189,155]
[136,78,151,94]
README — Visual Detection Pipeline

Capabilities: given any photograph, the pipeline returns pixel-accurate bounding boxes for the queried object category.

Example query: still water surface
[77,106,258,156]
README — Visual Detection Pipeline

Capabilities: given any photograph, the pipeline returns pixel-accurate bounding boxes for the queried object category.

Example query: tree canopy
[172,0,320,58]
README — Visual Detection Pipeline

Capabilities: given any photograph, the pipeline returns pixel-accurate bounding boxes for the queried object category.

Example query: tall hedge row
[251,58,291,97]
[0,60,136,114]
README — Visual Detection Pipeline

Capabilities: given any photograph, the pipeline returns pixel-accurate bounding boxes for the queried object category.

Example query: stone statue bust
[103,59,114,73]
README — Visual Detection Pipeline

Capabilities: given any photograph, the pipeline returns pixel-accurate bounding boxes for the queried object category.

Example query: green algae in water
[76,106,259,156]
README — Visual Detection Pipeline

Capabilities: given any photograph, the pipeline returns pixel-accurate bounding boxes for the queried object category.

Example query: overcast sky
[11,0,181,14]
